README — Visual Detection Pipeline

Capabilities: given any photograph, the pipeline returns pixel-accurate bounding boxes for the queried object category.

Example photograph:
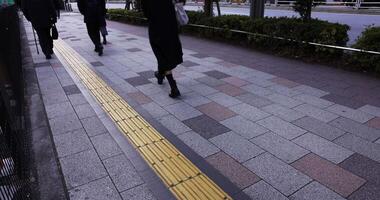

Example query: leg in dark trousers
[86,23,103,55]
[35,27,53,58]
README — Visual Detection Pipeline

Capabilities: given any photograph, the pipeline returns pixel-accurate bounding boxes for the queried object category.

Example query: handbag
[173,1,189,26]
[51,24,58,40]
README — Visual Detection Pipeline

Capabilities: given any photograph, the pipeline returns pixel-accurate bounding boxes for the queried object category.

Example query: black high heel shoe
[169,88,181,98]
[155,71,165,85]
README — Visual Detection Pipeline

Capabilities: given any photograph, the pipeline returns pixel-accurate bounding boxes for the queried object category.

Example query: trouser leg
[35,27,52,56]
[86,23,101,48]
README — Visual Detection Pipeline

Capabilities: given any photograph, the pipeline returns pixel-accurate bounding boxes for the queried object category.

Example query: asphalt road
[103,3,380,45]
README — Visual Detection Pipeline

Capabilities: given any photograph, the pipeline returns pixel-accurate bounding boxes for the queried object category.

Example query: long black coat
[77,0,106,27]
[21,0,58,28]
[142,0,183,73]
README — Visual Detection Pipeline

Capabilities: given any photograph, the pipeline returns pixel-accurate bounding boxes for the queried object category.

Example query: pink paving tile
[215,84,246,97]
[127,92,152,105]
[206,152,260,189]
[196,102,236,121]
[270,77,300,88]
[366,117,380,129]
[221,77,249,87]
[292,153,366,197]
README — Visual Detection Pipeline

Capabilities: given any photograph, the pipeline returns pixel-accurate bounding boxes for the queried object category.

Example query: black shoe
[45,54,52,59]
[94,48,99,52]
[98,47,103,56]
[169,88,181,98]
[49,49,54,55]
[154,71,165,85]
[103,39,107,45]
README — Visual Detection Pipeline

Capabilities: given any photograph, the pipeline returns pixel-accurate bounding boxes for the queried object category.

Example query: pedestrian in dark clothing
[77,0,106,56]
[21,0,59,59]
[125,0,131,10]
[142,0,183,98]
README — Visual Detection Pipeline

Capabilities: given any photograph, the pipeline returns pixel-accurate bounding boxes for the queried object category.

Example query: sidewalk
[25,12,380,200]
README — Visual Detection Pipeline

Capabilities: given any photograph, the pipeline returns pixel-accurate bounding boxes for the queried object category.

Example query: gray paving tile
[290,181,346,200]
[178,131,220,158]
[183,115,230,139]
[221,116,268,139]
[334,134,380,163]
[243,181,289,200]
[244,77,277,87]
[68,93,88,106]
[266,93,303,108]
[268,84,303,97]
[142,102,169,119]
[60,150,108,189]
[230,103,271,122]
[103,154,144,192]
[91,134,123,160]
[74,103,96,119]
[242,84,273,97]
[136,83,163,96]
[207,92,242,107]
[121,184,157,200]
[42,92,69,106]
[293,117,346,141]
[182,92,211,107]
[294,94,334,108]
[69,177,122,200]
[236,93,273,108]
[210,132,264,163]
[165,102,202,121]
[244,153,312,196]
[196,76,225,87]
[257,116,307,140]
[329,117,380,142]
[262,104,305,122]
[359,105,380,117]
[81,116,108,137]
[294,133,354,164]
[125,76,150,86]
[45,101,75,119]
[251,132,309,163]
[294,104,339,123]
[293,85,329,97]
[63,84,81,95]
[148,91,178,107]
[204,70,231,79]
[158,115,191,136]
[181,60,200,67]
[53,129,92,158]
[190,84,219,96]
[327,104,374,123]
[49,113,83,135]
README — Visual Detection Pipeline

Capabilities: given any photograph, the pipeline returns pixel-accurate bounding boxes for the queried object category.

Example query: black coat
[142,0,183,73]
[77,0,106,27]
[21,0,58,28]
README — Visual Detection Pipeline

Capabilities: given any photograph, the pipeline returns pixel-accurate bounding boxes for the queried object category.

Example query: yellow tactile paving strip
[54,39,232,200]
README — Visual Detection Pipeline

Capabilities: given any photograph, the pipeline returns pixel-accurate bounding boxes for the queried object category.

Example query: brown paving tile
[366,117,380,129]
[127,92,152,105]
[206,152,260,189]
[196,102,236,121]
[215,84,246,97]
[270,77,300,88]
[292,153,366,197]
[221,77,249,87]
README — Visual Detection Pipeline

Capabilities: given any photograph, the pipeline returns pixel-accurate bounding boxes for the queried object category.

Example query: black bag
[52,24,58,40]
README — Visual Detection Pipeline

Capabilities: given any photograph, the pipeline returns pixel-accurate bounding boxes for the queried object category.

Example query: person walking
[77,0,106,56]
[124,0,131,10]
[21,0,59,59]
[142,0,183,98]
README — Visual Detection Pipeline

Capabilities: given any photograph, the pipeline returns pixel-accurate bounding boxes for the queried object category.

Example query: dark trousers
[34,27,53,56]
[86,23,101,48]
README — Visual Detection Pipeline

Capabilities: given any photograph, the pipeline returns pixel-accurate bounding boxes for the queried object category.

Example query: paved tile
[197,102,236,121]
[257,116,307,140]
[347,182,380,200]
[293,85,329,98]
[207,92,242,107]
[262,104,305,122]
[230,103,271,122]
[121,184,157,200]
[265,93,303,108]
[68,93,88,106]
[329,117,380,142]
[178,131,220,158]
[290,181,345,200]
[221,76,249,87]
[125,76,150,86]
[90,61,104,67]
[49,113,83,135]
[244,76,276,87]
[127,92,152,105]
[60,150,108,189]
[366,117,380,129]
[322,94,365,109]
[42,92,69,106]
[206,152,260,189]
[142,102,169,118]
[327,104,374,123]
[69,177,121,200]
[210,132,264,163]
[293,133,354,164]
[251,132,309,163]
[81,116,108,137]
[46,101,75,119]
[63,84,81,95]
[182,92,211,107]
[359,105,380,117]
[268,84,303,97]
[220,116,267,139]
[165,102,202,121]
[215,84,246,97]
[244,153,311,196]
[234,93,272,109]
[270,77,300,88]
[136,83,163,96]
[294,94,334,109]
[181,60,200,67]
[293,117,346,141]
[204,70,231,79]
[294,104,339,123]
[242,84,273,97]
[158,115,191,135]
[103,154,144,192]
[292,153,366,197]
[190,84,218,96]
[148,91,178,107]
[334,134,380,163]
[74,103,96,119]
[243,181,288,200]
[196,76,225,87]
[53,129,92,158]
[91,134,122,160]
[183,115,230,139]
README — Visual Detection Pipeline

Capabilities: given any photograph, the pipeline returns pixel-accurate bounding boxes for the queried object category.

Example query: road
[103,3,380,45]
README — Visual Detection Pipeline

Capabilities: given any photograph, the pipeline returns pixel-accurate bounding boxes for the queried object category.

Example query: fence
[273,0,380,9]
[0,5,31,200]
